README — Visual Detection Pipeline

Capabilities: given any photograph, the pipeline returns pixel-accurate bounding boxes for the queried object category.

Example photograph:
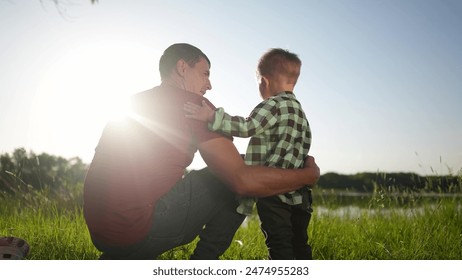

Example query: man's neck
[162,77,185,91]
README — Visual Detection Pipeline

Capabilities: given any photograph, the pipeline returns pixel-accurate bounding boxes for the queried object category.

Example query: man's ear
[175,59,186,77]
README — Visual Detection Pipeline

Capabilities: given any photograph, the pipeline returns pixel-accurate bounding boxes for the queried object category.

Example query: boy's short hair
[159,43,211,81]
[257,48,301,84]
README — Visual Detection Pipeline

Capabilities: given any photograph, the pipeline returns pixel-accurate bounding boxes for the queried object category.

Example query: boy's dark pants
[256,189,313,260]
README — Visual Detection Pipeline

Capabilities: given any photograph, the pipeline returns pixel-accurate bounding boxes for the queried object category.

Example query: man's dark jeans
[97,168,245,259]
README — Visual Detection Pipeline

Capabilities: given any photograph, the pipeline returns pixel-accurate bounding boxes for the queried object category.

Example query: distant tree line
[0,148,88,193]
[1,148,460,193]
[317,172,461,193]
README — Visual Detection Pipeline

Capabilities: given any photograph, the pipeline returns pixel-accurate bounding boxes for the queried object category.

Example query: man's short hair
[159,43,211,81]
[257,48,301,83]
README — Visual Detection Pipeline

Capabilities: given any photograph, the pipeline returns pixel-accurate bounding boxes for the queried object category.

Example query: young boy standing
[185,48,313,259]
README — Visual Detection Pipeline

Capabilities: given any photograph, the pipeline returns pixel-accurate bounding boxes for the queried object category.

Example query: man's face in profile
[183,57,212,96]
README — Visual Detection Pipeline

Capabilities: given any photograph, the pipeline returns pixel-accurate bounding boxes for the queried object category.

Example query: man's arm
[198,137,319,197]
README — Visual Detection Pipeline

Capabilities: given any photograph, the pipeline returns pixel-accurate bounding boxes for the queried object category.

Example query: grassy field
[1,183,461,260]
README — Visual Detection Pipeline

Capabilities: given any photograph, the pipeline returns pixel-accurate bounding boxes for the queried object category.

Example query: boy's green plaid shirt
[209,91,312,215]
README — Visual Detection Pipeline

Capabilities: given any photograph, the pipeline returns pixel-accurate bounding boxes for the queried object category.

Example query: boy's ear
[261,76,270,87]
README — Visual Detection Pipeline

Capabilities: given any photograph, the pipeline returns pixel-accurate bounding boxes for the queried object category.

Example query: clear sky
[1,0,461,175]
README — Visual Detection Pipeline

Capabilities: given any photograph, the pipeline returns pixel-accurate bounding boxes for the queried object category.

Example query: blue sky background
[1,0,461,175]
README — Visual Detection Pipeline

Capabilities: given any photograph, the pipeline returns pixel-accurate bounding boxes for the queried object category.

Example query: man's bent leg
[143,168,243,259]
[111,168,206,259]
[189,205,245,259]
[188,168,245,260]
[109,176,194,259]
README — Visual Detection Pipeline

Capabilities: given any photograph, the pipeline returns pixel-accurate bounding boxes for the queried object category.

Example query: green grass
[1,184,461,260]
[310,200,461,259]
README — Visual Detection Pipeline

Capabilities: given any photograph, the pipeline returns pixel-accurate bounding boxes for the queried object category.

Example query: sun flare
[32,41,158,161]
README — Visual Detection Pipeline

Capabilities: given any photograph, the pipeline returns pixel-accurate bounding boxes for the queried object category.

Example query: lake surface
[240,191,461,225]
[312,191,461,219]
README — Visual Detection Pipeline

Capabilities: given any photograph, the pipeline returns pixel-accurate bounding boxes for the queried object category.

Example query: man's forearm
[199,138,320,197]
[234,163,319,197]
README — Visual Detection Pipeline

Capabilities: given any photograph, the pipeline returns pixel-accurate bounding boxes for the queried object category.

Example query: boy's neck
[270,85,295,96]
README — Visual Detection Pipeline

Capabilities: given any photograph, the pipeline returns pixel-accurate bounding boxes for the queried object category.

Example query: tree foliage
[0,148,88,192]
